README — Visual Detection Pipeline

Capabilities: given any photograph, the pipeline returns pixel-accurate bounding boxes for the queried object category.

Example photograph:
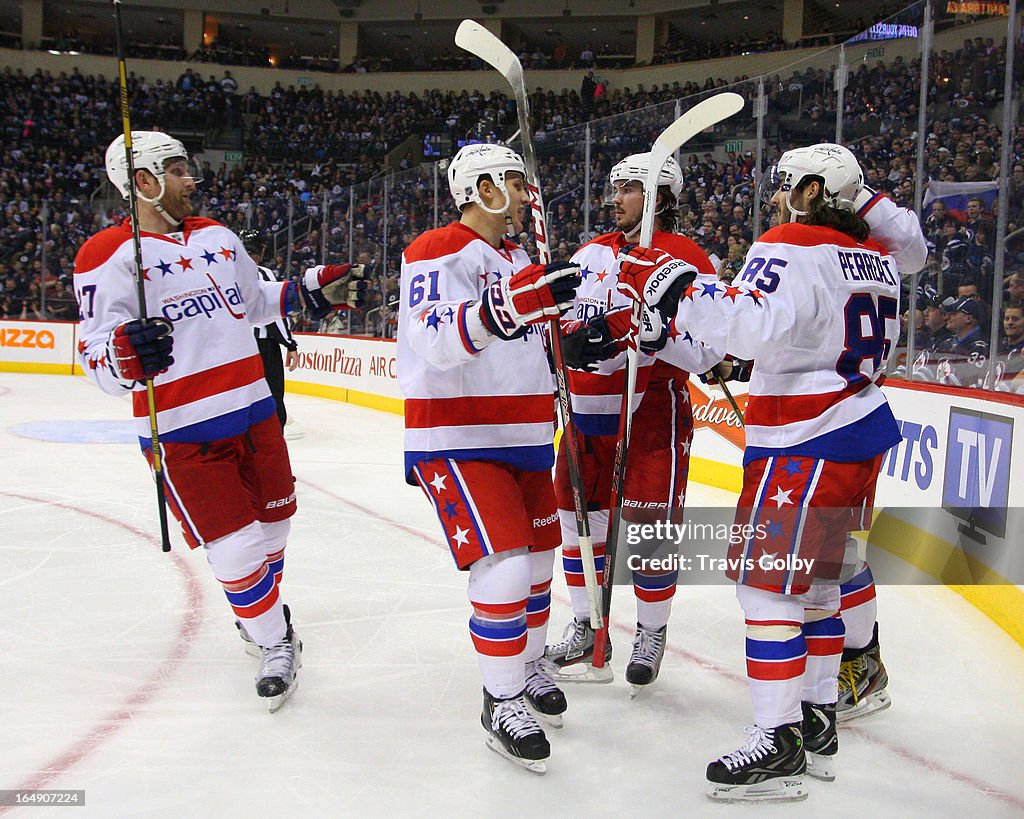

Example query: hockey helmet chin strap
[783,175,823,223]
[785,189,810,223]
[477,182,512,217]
[134,176,184,229]
[478,182,520,240]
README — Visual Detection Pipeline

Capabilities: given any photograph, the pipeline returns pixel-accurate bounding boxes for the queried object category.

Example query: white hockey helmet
[607,152,684,202]
[447,143,527,215]
[767,143,864,214]
[105,131,191,200]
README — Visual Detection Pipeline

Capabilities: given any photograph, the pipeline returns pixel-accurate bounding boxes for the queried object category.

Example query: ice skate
[237,604,290,659]
[801,701,838,781]
[481,689,550,774]
[255,620,302,713]
[524,658,567,728]
[837,624,890,723]
[706,723,808,803]
[626,623,666,698]
[543,617,613,684]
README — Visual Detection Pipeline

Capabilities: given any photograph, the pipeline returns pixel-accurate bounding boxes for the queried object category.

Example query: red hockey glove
[615,247,675,303]
[480,261,582,340]
[616,245,698,333]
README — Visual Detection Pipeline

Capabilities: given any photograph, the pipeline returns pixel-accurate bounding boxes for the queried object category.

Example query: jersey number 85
[838,293,898,385]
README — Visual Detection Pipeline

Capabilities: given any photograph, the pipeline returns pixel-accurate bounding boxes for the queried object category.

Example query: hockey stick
[456,20,603,629]
[114,0,172,553]
[592,92,746,670]
[712,372,746,428]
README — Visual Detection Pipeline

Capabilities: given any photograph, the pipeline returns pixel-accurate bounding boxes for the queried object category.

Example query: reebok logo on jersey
[159,282,246,323]
[532,512,558,528]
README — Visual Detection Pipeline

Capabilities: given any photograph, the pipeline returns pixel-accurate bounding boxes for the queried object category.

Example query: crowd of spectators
[652,32,788,66]
[343,39,633,74]
[3,28,1023,392]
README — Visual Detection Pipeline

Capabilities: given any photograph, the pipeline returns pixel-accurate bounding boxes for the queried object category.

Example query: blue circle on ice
[12,420,138,444]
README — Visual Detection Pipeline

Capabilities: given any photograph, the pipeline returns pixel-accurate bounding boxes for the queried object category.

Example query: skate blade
[806,751,836,782]
[837,690,891,724]
[552,663,614,684]
[706,776,808,803]
[484,735,547,775]
[265,678,299,713]
[531,710,564,729]
[628,683,650,699]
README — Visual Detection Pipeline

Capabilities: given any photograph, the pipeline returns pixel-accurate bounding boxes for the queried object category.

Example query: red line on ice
[0,492,203,812]
[298,477,1024,814]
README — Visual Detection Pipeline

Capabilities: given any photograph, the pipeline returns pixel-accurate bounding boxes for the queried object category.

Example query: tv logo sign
[941,408,1013,540]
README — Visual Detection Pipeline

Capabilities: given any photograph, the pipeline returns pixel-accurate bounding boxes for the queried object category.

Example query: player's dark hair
[655,187,679,233]
[796,178,870,242]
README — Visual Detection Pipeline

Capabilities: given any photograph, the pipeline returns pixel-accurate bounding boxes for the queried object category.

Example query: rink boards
[3,318,1022,647]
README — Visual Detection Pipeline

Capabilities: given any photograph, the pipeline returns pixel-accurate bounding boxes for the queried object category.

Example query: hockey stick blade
[640,92,745,245]
[455,21,522,86]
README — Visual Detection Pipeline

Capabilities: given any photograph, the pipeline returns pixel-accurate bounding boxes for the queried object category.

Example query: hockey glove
[616,246,697,330]
[107,318,174,382]
[561,305,668,370]
[561,307,632,371]
[480,261,581,341]
[699,356,753,384]
[300,264,367,319]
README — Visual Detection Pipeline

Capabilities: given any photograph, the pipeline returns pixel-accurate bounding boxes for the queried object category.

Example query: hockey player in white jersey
[397,143,581,773]
[542,153,727,692]
[616,143,917,801]
[75,132,360,711]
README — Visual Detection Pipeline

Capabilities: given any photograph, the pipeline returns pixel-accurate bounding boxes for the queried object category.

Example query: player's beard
[774,196,792,224]
[161,189,194,225]
[615,208,641,238]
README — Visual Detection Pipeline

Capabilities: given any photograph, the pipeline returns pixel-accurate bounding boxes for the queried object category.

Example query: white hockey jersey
[675,221,903,464]
[74,218,289,447]
[567,231,722,436]
[397,222,556,480]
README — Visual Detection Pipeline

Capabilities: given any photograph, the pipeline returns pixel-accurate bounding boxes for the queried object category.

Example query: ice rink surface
[1,372,1023,818]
